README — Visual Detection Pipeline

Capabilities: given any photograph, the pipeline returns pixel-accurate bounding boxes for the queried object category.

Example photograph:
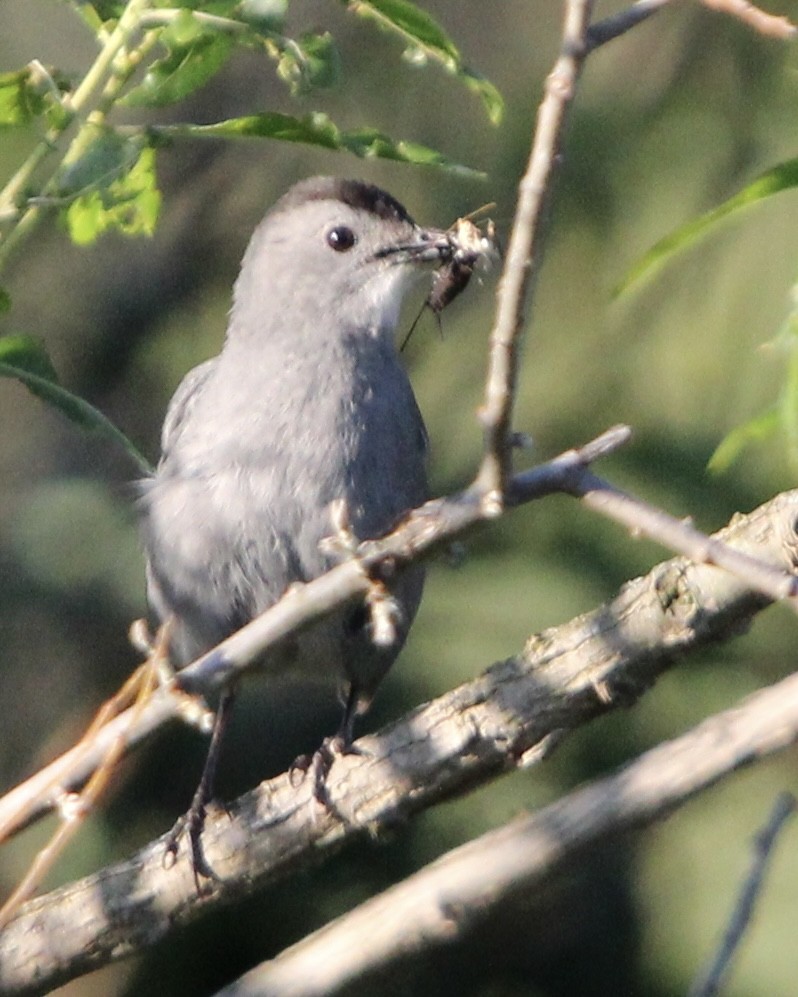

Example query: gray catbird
[139,176,472,876]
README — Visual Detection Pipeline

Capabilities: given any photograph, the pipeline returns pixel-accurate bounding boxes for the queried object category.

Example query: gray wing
[139,357,229,662]
[159,358,217,459]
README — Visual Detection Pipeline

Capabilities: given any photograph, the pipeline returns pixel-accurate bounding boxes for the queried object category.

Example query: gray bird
[138,176,456,876]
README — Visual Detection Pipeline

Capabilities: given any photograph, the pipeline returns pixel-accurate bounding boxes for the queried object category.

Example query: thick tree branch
[1,490,797,994]
[217,678,798,997]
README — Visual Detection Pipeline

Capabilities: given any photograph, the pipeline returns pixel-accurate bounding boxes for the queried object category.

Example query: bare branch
[1,490,797,994]
[3,426,798,846]
[586,0,672,51]
[561,471,798,605]
[0,681,194,843]
[584,0,797,50]
[688,792,797,997]
[700,0,796,37]
[476,0,596,503]
[0,660,154,927]
[0,426,630,842]
[217,680,798,997]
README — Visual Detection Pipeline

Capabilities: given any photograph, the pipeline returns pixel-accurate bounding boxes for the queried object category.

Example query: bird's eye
[326,226,357,252]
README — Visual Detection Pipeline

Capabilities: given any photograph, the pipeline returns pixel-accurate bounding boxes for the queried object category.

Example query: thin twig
[0,0,152,270]
[562,470,798,605]
[0,628,185,928]
[0,679,191,843]
[688,792,798,997]
[586,0,673,51]
[0,660,154,927]
[700,0,797,37]
[477,0,795,512]
[585,0,797,50]
[476,0,596,506]
[215,684,798,997]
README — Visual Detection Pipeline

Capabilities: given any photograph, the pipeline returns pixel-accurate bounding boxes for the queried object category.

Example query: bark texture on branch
[218,675,798,997]
[1,489,797,995]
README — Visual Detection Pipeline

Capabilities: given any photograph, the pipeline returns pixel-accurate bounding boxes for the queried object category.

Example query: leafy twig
[0,0,154,268]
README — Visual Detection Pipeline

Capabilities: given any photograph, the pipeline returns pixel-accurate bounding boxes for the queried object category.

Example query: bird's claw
[289,735,365,808]
[163,802,221,890]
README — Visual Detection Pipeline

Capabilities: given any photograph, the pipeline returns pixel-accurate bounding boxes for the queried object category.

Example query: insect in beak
[401,207,499,351]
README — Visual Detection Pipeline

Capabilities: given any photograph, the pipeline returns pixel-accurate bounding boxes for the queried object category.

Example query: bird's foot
[289,735,366,809]
[163,798,224,891]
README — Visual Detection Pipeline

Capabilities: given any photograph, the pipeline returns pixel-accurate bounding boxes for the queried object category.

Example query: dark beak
[373,227,453,265]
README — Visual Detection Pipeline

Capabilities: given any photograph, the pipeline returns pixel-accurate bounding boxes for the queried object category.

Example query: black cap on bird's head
[272,176,416,227]
[269,176,451,266]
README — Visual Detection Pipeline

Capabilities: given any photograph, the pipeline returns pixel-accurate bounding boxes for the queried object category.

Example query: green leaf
[88,1,127,20]
[57,126,131,196]
[177,1,266,15]
[708,406,780,474]
[152,111,483,175]
[237,0,288,32]
[0,335,152,474]
[276,32,341,95]
[0,333,59,381]
[349,0,459,60]
[159,110,340,145]
[458,67,504,128]
[64,145,161,245]
[72,3,107,34]
[0,67,48,128]
[123,15,235,108]
[709,286,798,475]
[345,0,503,124]
[0,288,10,313]
[337,127,465,169]
[619,159,798,295]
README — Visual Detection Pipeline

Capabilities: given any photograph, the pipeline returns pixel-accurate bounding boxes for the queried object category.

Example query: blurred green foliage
[1,2,798,996]
[620,154,798,477]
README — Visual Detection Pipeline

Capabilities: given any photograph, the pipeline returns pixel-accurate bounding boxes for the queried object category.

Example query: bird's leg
[311,683,366,807]
[290,682,365,808]
[165,685,236,887]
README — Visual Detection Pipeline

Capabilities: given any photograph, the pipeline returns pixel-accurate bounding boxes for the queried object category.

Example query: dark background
[2,2,798,994]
